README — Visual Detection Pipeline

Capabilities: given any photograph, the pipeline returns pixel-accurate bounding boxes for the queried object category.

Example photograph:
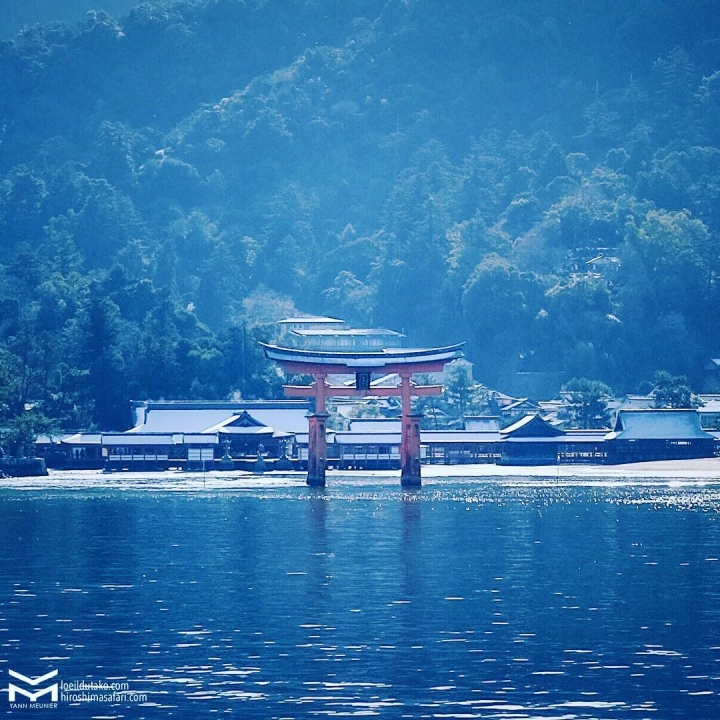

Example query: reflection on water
[1,476,720,718]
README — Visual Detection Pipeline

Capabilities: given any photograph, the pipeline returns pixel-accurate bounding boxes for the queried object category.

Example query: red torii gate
[260,342,465,486]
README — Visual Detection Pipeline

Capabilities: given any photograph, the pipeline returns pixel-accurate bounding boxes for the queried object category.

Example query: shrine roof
[260,342,465,371]
[277,316,344,325]
[291,328,404,337]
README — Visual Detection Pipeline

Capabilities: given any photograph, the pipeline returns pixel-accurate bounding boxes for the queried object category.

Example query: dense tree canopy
[1,0,719,437]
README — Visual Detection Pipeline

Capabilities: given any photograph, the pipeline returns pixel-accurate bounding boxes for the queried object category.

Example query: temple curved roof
[260,341,466,373]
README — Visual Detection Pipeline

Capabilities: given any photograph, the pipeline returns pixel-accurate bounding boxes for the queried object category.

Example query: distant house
[585,252,621,276]
[499,399,540,425]
[617,394,655,411]
[703,359,720,393]
[463,416,500,432]
[605,409,716,463]
[698,395,720,430]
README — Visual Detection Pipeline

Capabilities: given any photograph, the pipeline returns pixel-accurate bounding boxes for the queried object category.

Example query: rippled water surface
[2,475,720,718]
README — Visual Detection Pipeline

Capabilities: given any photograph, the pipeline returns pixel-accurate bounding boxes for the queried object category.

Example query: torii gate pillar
[307,373,328,487]
[259,341,466,487]
[400,372,422,486]
[307,411,329,487]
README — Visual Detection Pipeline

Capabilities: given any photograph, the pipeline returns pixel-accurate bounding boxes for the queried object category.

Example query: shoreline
[0,457,719,492]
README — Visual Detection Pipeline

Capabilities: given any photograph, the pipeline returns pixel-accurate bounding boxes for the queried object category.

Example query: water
[1,474,720,718]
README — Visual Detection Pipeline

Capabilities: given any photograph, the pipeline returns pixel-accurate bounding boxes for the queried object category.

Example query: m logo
[8,669,59,702]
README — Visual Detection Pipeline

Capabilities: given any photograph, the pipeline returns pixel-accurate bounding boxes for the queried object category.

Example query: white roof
[334,432,401,444]
[421,431,502,444]
[699,398,720,413]
[463,417,500,432]
[102,434,181,446]
[61,433,103,445]
[292,328,404,338]
[607,410,714,440]
[278,316,345,325]
[127,402,310,435]
[348,419,402,433]
[129,408,237,433]
[235,408,308,434]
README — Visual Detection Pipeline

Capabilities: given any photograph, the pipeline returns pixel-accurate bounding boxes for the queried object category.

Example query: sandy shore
[421,457,720,479]
[0,457,719,492]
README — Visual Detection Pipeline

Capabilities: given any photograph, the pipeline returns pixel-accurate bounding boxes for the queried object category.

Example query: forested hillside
[1,0,720,437]
[0,0,139,38]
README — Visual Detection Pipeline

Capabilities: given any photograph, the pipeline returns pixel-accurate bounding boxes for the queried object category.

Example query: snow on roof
[127,401,310,434]
[278,316,345,325]
[348,419,402,433]
[503,399,536,411]
[699,397,720,413]
[61,433,103,445]
[218,425,275,436]
[333,432,401,444]
[129,408,237,433]
[291,328,404,337]
[421,431,502,444]
[618,395,654,411]
[102,434,181,446]
[463,416,500,432]
[501,414,565,437]
[236,407,309,434]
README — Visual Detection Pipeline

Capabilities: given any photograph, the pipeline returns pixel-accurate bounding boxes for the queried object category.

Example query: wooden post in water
[307,374,328,487]
[400,372,422,486]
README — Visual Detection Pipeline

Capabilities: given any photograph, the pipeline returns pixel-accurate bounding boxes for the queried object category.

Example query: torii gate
[260,342,465,487]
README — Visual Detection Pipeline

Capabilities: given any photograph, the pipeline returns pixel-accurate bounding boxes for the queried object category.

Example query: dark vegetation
[1,0,719,440]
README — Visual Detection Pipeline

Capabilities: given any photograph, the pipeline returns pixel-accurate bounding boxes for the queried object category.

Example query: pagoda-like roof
[500,413,565,439]
[260,342,465,374]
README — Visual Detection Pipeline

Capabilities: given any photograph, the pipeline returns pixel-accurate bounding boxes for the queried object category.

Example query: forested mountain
[1,0,720,437]
[0,0,139,39]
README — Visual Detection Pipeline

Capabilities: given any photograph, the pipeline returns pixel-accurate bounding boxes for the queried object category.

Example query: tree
[651,371,698,409]
[562,377,613,429]
[441,359,488,424]
[461,254,543,384]
[1,409,56,458]
[82,290,129,429]
[624,208,715,317]
[322,271,374,327]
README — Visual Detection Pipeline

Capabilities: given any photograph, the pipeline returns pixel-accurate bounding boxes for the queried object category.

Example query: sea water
[1,474,720,718]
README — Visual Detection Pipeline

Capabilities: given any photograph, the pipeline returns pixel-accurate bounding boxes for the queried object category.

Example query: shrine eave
[260,341,466,374]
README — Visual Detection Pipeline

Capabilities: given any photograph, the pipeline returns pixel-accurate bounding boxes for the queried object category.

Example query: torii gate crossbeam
[260,342,465,487]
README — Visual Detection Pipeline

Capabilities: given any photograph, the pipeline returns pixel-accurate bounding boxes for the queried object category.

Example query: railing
[108,454,170,463]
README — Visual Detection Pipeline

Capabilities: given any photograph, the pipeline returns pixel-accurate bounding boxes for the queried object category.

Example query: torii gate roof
[260,342,466,375]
